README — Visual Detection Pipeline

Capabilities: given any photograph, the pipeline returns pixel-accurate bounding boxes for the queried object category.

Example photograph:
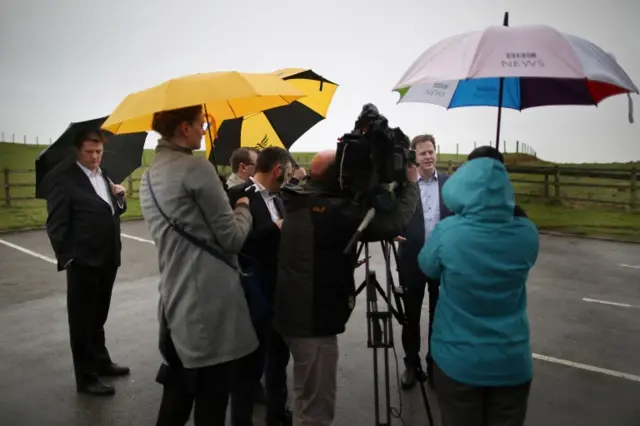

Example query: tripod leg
[416,369,435,426]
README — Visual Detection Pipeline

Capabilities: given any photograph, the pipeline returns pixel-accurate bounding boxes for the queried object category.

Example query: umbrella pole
[495,78,504,154]
[494,11,510,157]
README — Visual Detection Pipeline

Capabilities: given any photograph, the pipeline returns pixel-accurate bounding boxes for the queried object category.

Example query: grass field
[1,142,639,240]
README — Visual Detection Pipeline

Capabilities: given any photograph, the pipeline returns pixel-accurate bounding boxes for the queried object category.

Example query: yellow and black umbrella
[205,68,338,166]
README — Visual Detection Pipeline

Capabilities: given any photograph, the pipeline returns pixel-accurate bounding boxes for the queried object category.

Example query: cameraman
[273,150,419,426]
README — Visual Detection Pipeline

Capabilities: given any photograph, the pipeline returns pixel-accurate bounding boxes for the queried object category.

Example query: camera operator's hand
[275,218,283,230]
[394,236,406,242]
[236,197,250,207]
[407,164,419,183]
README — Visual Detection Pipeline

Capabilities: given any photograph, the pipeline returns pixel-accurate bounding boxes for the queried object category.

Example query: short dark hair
[467,145,505,163]
[230,148,258,173]
[152,105,202,140]
[255,147,291,173]
[411,134,436,151]
[74,129,107,149]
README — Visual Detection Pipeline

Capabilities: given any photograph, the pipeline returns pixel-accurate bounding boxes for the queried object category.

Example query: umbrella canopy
[394,25,638,107]
[393,19,639,149]
[101,71,306,136]
[35,116,147,199]
[205,68,338,166]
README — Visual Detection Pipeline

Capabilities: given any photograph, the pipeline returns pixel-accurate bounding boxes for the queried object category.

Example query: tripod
[354,240,435,426]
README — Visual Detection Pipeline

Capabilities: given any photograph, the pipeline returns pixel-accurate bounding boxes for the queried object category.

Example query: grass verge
[1,142,638,242]
[1,196,638,243]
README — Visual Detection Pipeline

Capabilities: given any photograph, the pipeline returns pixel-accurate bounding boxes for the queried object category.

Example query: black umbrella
[35,116,147,199]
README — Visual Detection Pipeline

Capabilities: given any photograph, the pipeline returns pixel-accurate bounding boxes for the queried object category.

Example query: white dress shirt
[418,169,441,243]
[76,161,116,214]
[248,177,281,223]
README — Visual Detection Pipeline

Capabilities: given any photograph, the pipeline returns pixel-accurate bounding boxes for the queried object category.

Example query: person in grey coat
[138,105,258,426]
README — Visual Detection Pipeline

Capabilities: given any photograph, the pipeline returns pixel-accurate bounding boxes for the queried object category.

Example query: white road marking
[582,297,640,309]
[2,233,640,384]
[0,233,154,266]
[0,238,57,264]
[120,233,154,244]
[533,353,640,383]
[619,264,640,270]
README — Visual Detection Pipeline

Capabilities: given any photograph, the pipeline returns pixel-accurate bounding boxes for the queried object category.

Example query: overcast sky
[1,0,638,163]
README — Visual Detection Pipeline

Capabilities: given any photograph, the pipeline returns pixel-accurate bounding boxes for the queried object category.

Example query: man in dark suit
[45,129,130,396]
[397,134,454,389]
[227,147,294,426]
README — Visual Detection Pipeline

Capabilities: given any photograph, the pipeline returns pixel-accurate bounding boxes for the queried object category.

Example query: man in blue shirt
[396,134,453,389]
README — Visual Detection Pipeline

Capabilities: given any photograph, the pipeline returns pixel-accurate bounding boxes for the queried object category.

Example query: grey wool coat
[139,139,258,369]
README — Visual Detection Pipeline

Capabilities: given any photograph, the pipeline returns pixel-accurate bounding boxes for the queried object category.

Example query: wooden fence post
[3,168,10,207]
[544,171,550,197]
[553,165,560,199]
[127,175,134,195]
[630,167,637,209]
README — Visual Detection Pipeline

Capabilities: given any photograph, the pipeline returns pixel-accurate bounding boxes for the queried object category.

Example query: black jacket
[227,180,285,303]
[273,180,419,338]
[397,171,454,278]
[45,163,126,271]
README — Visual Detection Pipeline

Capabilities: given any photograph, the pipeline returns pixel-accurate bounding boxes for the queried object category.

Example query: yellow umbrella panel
[101,71,306,135]
[205,68,338,165]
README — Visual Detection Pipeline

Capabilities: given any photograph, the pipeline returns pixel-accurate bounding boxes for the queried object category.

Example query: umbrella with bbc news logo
[392,12,639,153]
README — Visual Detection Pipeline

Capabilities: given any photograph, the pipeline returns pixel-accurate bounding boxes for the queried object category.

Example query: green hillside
[0,141,638,240]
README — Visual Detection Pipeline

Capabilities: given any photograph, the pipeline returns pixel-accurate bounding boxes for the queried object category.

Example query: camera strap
[143,169,249,277]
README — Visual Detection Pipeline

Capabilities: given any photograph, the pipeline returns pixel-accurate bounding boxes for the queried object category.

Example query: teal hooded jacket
[417,157,539,387]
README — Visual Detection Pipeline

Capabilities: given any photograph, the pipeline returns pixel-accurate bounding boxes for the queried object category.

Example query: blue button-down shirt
[419,170,440,243]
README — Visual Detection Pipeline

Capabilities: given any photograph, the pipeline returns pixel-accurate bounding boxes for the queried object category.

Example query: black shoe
[77,378,115,396]
[401,365,417,390]
[425,360,433,387]
[99,362,130,377]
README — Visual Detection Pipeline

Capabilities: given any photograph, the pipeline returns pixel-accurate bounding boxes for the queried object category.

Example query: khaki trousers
[285,335,339,426]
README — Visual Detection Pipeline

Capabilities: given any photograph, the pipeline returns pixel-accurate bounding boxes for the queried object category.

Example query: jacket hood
[442,157,515,221]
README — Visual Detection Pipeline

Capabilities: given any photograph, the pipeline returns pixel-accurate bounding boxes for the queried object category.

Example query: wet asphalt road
[1,221,640,426]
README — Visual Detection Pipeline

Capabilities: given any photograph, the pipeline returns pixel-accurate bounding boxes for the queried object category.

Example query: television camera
[336,103,417,254]
[335,105,434,425]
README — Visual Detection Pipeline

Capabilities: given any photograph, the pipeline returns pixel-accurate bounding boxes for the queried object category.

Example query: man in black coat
[45,129,130,396]
[227,147,294,426]
[273,150,419,425]
[397,134,455,389]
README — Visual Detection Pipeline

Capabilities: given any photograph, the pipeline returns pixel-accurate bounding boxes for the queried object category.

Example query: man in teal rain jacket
[417,156,539,426]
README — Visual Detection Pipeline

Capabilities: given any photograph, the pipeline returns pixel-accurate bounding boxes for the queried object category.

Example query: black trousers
[434,362,532,426]
[66,262,118,384]
[156,331,236,426]
[400,271,439,370]
[231,318,291,425]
